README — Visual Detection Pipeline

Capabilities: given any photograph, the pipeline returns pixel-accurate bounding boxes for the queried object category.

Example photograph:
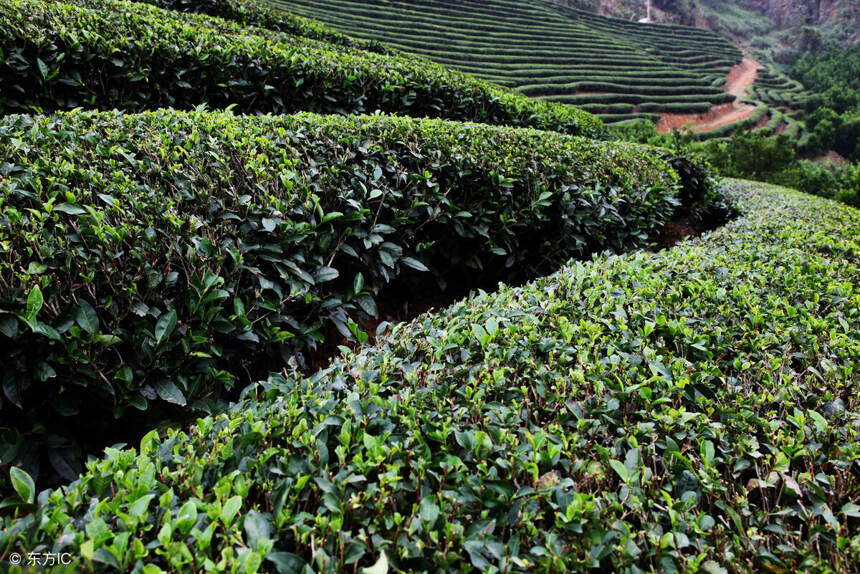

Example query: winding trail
[656,57,760,134]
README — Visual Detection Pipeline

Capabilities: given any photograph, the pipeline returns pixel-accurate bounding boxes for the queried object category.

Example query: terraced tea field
[746,65,814,141]
[269,0,744,129]
[269,0,817,141]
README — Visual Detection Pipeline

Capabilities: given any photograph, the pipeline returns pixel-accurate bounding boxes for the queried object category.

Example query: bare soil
[657,57,760,134]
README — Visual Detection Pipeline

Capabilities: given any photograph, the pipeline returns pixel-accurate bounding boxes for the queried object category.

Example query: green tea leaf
[0,316,18,338]
[130,494,155,518]
[316,267,339,283]
[10,466,35,504]
[609,459,629,483]
[361,551,388,574]
[840,503,860,518]
[244,510,273,548]
[221,495,242,524]
[176,501,198,535]
[153,379,186,406]
[266,552,308,574]
[26,285,43,321]
[76,300,99,334]
[54,203,87,215]
[401,257,429,272]
[419,496,440,523]
[155,309,177,345]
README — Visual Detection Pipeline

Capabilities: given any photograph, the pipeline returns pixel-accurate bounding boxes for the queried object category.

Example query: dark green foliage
[660,152,737,224]
[0,108,684,482]
[1,181,857,572]
[704,132,797,179]
[771,161,860,208]
[0,0,603,138]
[0,0,855,571]
[791,47,860,160]
[611,117,860,208]
[793,46,860,100]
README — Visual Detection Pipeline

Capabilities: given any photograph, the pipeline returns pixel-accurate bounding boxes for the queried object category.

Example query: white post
[646,0,651,21]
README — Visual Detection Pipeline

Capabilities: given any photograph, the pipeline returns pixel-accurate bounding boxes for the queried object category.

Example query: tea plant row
[0,108,709,482]
[2,181,857,572]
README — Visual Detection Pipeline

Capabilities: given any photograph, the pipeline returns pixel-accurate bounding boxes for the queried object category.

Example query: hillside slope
[267,0,815,140]
[553,0,860,47]
[268,0,742,127]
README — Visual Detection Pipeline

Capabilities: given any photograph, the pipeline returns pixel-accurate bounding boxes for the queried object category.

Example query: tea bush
[1,180,857,572]
[0,108,687,481]
[0,0,603,137]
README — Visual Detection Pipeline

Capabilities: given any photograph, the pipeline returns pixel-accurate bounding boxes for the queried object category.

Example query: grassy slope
[2,180,858,572]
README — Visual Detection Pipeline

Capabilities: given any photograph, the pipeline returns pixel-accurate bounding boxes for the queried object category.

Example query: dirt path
[656,57,759,134]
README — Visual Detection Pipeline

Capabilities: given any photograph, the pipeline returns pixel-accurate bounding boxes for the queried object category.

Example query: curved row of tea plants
[740,65,814,142]
[1,180,857,573]
[0,108,698,484]
[692,104,771,141]
[752,67,811,109]
[548,92,736,107]
[597,112,662,125]
[268,0,743,124]
[0,0,602,137]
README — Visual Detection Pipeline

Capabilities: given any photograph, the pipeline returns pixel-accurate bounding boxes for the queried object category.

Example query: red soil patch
[656,57,760,134]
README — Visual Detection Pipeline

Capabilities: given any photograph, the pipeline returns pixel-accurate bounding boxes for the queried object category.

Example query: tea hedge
[0,0,603,138]
[1,180,857,573]
[0,108,690,482]
[639,102,715,114]
[519,83,726,98]
[599,113,663,125]
[549,93,736,106]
